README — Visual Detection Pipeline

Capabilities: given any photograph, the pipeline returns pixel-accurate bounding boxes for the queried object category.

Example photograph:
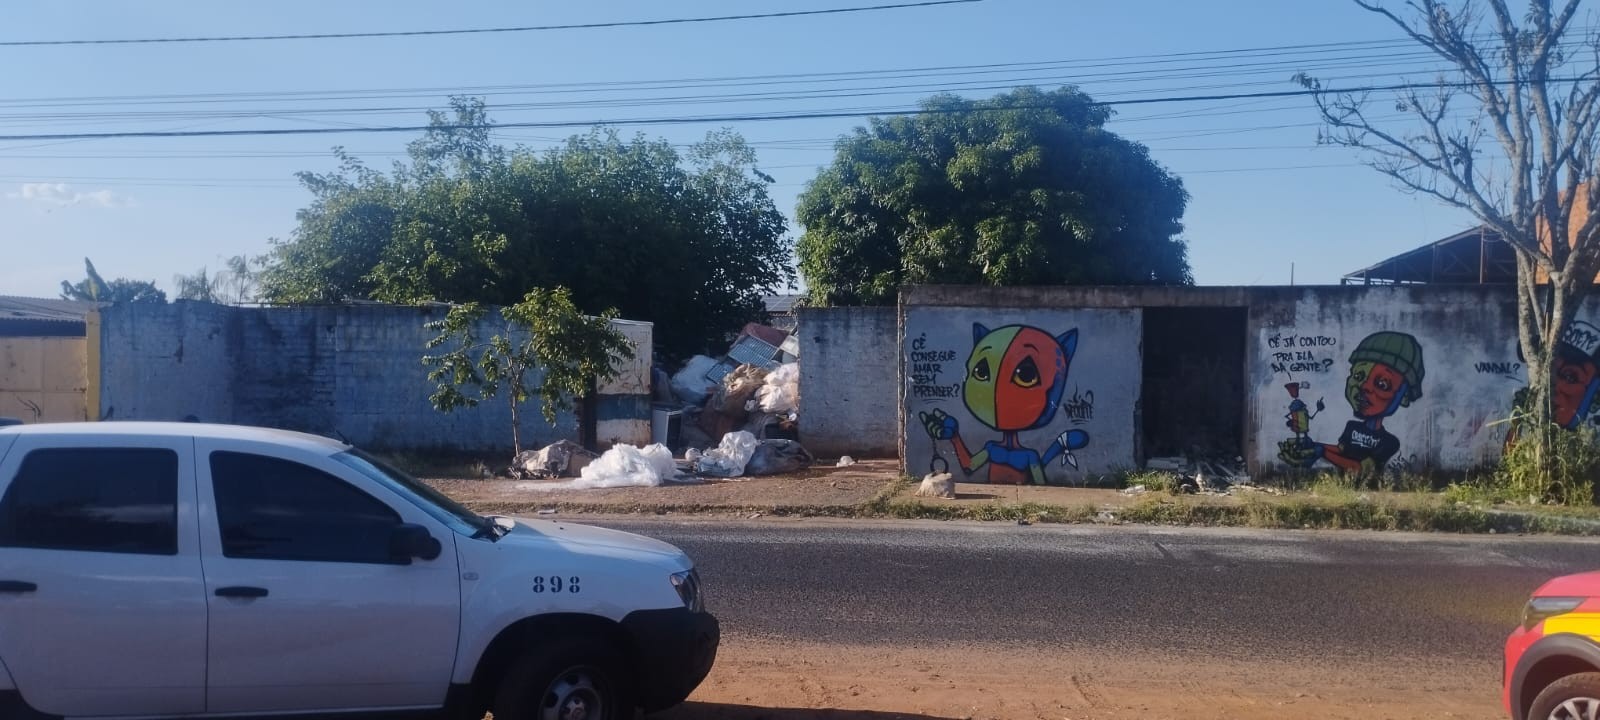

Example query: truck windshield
[333,449,492,538]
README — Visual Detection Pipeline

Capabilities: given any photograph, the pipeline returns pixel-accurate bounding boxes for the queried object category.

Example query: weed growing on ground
[1304,473,1361,503]
[1496,421,1600,506]
[1121,470,1179,493]
[377,451,493,479]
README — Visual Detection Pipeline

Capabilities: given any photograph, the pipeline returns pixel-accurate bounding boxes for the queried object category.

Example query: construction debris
[510,440,599,479]
[745,439,814,476]
[1142,453,1253,495]
[670,355,721,405]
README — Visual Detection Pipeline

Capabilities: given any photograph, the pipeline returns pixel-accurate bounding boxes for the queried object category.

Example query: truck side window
[0,448,178,555]
[210,451,403,564]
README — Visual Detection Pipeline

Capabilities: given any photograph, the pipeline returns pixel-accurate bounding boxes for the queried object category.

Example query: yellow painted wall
[0,336,88,423]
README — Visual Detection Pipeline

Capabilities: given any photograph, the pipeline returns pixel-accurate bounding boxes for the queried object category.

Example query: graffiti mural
[1277,331,1426,478]
[916,323,1091,485]
[1503,320,1600,445]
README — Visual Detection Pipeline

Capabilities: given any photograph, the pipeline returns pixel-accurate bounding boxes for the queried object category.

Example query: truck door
[0,434,206,716]
[196,440,461,714]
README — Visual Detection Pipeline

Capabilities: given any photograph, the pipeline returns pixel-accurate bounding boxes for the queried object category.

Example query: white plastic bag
[671,355,720,405]
[523,444,676,490]
[757,362,800,414]
[694,431,759,478]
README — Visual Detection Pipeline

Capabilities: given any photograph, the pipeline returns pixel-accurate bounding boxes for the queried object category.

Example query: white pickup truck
[0,422,719,720]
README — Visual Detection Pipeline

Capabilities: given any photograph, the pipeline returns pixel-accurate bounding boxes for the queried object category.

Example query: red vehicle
[1505,571,1600,719]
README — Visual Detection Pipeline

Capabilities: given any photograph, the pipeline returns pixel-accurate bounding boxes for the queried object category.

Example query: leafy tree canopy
[259,98,794,358]
[796,86,1192,306]
[60,258,166,304]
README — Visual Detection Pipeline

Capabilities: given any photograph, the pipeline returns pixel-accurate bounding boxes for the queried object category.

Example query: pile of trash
[502,322,823,491]
[686,431,814,478]
[519,444,681,491]
[661,323,800,450]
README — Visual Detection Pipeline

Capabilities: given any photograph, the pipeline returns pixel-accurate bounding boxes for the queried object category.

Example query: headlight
[670,569,704,613]
[1523,596,1585,630]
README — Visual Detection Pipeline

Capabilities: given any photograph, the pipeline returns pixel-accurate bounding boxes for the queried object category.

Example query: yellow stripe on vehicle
[1541,612,1600,639]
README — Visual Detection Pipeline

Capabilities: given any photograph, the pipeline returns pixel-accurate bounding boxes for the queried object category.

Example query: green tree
[60,258,166,304]
[422,287,635,456]
[175,255,265,304]
[174,267,219,303]
[796,86,1191,306]
[260,98,794,358]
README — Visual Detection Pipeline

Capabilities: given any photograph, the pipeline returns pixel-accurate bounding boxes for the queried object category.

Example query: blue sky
[0,0,1474,298]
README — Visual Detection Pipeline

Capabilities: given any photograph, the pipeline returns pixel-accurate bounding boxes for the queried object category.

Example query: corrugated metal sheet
[0,296,102,323]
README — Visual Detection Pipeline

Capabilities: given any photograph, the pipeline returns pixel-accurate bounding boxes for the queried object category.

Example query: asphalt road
[575,517,1600,665]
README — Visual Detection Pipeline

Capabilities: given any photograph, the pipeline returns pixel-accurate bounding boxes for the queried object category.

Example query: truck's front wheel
[491,637,631,720]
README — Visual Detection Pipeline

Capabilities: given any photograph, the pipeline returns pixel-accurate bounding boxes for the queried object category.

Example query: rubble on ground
[510,440,599,480]
[1141,454,1274,496]
[655,323,801,454]
[746,439,814,476]
[508,322,830,491]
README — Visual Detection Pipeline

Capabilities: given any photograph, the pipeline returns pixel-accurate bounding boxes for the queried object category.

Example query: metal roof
[1341,225,1518,285]
[0,296,103,323]
[763,294,802,314]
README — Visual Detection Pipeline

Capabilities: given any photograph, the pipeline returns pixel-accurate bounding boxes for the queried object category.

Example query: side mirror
[390,523,442,563]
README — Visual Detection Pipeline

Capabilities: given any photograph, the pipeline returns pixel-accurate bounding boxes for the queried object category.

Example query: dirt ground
[426,459,900,516]
[656,637,1500,720]
[896,479,1454,512]
[430,459,1479,521]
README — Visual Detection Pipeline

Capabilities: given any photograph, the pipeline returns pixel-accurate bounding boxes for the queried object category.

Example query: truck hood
[500,518,691,570]
[1536,570,1600,597]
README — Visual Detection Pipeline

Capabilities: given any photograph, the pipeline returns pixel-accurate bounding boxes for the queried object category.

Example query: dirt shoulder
[427,459,1600,534]
[427,460,901,517]
[656,637,1500,720]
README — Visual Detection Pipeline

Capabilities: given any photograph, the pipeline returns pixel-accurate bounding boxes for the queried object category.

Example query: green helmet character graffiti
[1344,331,1424,418]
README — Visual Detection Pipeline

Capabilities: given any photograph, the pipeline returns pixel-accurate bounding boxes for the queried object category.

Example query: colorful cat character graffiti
[1278,331,1425,478]
[919,323,1090,485]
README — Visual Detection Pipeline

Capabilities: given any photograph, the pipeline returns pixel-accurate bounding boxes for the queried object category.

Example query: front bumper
[1505,624,1543,718]
[621,606,720,713]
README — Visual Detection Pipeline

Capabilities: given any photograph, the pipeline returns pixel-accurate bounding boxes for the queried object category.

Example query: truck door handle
[0,581,36,593]
[215,586,268,599]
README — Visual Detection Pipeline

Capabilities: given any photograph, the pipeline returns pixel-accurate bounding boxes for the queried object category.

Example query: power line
[7,27,1587,109]
[0,1,982,47]
[0,78,1569,143]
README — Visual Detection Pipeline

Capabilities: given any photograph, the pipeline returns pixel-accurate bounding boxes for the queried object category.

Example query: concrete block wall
[1244,285,1587,478]
[97,300,234,423]
[795,306,900,458]
[901,304,1142,482]
[95,302,652,454]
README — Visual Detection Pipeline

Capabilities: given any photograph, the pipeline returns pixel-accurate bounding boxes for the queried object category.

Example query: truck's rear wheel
[491,637,631,720]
